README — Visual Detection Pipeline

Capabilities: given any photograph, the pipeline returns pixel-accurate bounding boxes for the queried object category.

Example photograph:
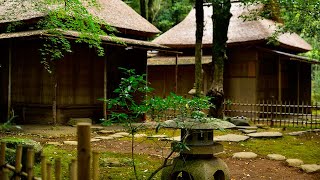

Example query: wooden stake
[92,151,100,180]
[15,145,22,180]
[77,123,91,180]
[46,162,52,180]
[26,148,34,180]
[54,158,61,180]
[41,155,47,180]
[69,159,77,180]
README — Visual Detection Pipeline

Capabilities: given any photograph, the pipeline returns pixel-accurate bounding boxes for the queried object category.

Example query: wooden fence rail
[0,123,99,180]
[224,100,320,128]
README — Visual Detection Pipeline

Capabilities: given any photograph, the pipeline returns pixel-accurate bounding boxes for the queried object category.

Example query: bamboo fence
[224,100,320,128]
[0,123,100,180]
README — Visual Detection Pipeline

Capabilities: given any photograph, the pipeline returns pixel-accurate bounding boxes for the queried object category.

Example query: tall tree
[207,0,232,118]
[194,0,204,96]
[140,0,147,18]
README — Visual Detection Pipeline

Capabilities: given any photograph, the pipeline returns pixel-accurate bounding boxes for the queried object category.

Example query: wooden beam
[7,40,12,119]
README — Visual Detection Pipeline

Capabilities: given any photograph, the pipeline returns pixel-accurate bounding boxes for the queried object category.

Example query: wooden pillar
[175,54,178,93]
[103,55,107,121]
[77,123,91,180]
[7,40,12,119]
[278,57,281,101]
[297,62,300,104]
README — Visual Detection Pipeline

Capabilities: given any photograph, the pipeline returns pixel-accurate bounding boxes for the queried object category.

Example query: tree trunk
[147,0,155,23]
[208,0,232,118]
[140,0,146,18]
[195,0,204,96]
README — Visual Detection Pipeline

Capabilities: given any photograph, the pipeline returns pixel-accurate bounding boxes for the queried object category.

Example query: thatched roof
[0,0,160,36]
[153,2,311,52]
[0,29,168,50]
[148,56,212,65]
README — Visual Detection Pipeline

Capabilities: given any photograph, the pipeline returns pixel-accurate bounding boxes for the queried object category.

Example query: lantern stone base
[161,156,230,180]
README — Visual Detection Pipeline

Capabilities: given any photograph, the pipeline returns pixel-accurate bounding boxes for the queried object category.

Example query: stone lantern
[161,118,233,180]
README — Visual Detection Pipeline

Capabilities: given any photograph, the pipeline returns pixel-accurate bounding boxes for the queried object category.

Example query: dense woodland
[124,0,320,103]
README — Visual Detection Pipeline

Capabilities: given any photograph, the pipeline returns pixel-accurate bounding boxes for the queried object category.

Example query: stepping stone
[98,130,115,134]
[134,134,147,138]
[95,136,115,140]
[214,134,249,142]
[267,154,286,161]
[91,126,104,131]
[46,142,62,146]
[312,129,320,132]
[108,134,124,138]
[63,141,78,146]
[160,136,181,141]
[90,138,101,142]
[235,126,258,130]
[114,132,130,137]
[247,132,283,138]
[286,159,304,167]
[287,131,307,136]
[232,152,257,159]
[300,164,320,173]
[101,158,123,167]
[147,135,168,139]
[239,129,257,134]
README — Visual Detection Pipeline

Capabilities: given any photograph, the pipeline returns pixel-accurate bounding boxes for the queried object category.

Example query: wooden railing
[0,123,100,180]
[224,100,320,128]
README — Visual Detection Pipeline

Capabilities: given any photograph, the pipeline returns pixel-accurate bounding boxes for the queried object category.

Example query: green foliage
[125,0,193,32]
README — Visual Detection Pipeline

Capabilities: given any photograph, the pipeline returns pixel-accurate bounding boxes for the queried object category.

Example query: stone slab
[147,135,168,139]
[239,129,257,134]
[235,126,258,130]
[95,136,114,140]
[114,132,130,137]
[214,134,249,142]
[63,141,78,146]
[247,132,283,138]
[134,134,147,138]
[90,138,101,142]
[98,130,115,134]
[301,164,320,173]
[46,142,62,146]
[287,131,307,136]
[267,154,286,161]
[286,159,304,167]
[160,136,181,141]
[108,134,124,138]
[232,152,257,159]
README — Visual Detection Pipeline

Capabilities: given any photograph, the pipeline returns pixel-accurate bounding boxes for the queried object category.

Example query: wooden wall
[147,65,197,98]
[0,38,147,124]
[224,47,257,103]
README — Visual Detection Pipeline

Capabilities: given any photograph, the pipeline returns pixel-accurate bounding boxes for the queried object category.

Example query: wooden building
[148,2,317,106]
[0,0,167,124]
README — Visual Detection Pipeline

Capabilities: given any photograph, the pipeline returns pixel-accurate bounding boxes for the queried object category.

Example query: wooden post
[15,145,22,180]
[7,41,12,120]
[278,58,281,101]
[47,162,52,180]
[92,151,100,180]
[2,169,9,180]
[297,62,300,105]
[41,155,47,180]
[103,56,108,121]
[26,148,34,180]
[0,142,5,177]
[54,158,61,180]
[69,159,77,180]
[175,54,178,93]
[77,123,91,180]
